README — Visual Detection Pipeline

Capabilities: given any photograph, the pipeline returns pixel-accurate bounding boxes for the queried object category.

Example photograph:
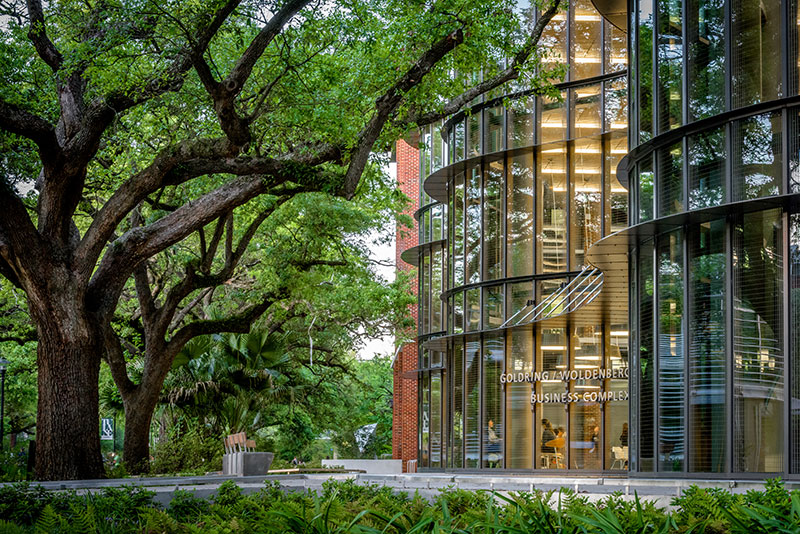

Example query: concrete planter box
[223,452,274,476]
[321,459,402,474]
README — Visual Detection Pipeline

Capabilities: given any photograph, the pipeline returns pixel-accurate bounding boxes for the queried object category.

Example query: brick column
[393,138,420,472]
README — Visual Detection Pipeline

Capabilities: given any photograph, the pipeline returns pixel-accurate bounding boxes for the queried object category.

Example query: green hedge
[1,478,800,533]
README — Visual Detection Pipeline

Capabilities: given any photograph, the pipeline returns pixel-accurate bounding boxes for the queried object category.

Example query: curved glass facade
[625,0,800,477]
[411,0,631,471]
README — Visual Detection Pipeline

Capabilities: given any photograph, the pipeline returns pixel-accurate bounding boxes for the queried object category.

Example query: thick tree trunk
[122,391,159,474]
[34,318,104,480]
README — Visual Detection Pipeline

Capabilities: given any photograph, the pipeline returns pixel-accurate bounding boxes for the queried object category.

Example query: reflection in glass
[604,77,628,133]
[508,154,534,277]
[790,215,800,473]
[604,21,627,73]
[732,112,782,200]
[468,113,481,157]
[431,372,442,467]
[605,132,629,233]
[484,285,504,329]
[791,111,800,193]
[507,97,534,149]
[658,142,683,216]
[657,232,684,472]
[571,138,603,267]
[465,341,480,468]
[571,0,603,80]
[485,106,504,153]
[572,84,602,138]
[483,335,504,468]
[452,291,464,335]
[689,220,726,472]
[466,288,480,332]
[733,210,783,472]
[422,253,430,334]
[638,156,655,222]
[687,0,724,121]
[484,159,504,280]
[455,120,465,162]
[451,341,464,468]
[431,248,443,332]
[540,93,567,144]
[639,241,656,471]
[421,373,429,467]
[688,127,725,209]
[466,165,482,283]
[657,0,682,132]
[506,329,533,469]
[638,0,654,142]
[508,282,533,320]
[453,172,465,286]
[731,0,782,108]
[538,144,568,272]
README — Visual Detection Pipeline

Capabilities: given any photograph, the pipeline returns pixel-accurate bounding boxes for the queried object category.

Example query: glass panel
[606,323,630,470]
[570,325,603,470]
[657,0,682,132]
[638,0,654,142]
[638,241,656,471]
[484,285,504,329]
[790,215,800,473]
[687,0,724,121]
[507,96,534,149]
[538,143,568,273]
[420,372,430,467]
[604,77,628,134]
[468,112,481,157]
[638,156,655,222]
[689,219,726,472]
[452,340,464,469]
[432,204,443,241]
[483,335,504,468]
[537,326,567,469]
[688,127,725,209]
[455,120,466,162]
[431,249,443,332]
[605,131,629,234]
[466,288,480,332]
[485,106,504,153]
[732,111,782,201]
[465,340,481,468]
[506,329,534,469]
[466,165,482,283]
[431,372,442,467]
[454,172,465,286]
[733,209,783,472]
[571,0,603,80]
[541,7,568,77]
[420,127,430,181]
[507,282,533,321]
[572,84,602,139]
[540,92,567,144]
[422,253,430,334]
[571,138,603,267]
[432,122,444,172]
[508,153,534,277]
[658,142,683,216]
[731,0,782,108]
[453,291,464,334]
[657,231,684,472]
[791,110,800,193]
[484,159,504,280]
[604,21,628,73]
[792,0,800,95]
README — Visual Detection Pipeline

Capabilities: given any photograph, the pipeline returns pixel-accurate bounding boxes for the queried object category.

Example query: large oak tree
[0,0,561,480]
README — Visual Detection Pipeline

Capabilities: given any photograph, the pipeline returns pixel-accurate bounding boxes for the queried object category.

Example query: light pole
[0,358,8,451]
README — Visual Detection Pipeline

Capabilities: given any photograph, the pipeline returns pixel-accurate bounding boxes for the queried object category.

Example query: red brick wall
[393,138,420,472]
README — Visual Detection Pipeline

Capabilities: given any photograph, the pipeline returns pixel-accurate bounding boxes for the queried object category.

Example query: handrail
[499,266,604,328]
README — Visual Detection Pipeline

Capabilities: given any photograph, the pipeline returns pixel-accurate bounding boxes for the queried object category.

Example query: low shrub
[1,477,800,533]
[150,429,223,475]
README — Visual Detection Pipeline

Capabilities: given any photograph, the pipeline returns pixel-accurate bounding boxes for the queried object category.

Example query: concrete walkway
[4,473,787,508]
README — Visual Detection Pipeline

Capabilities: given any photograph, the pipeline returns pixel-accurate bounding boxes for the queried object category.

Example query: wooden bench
[222,432,273,476]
